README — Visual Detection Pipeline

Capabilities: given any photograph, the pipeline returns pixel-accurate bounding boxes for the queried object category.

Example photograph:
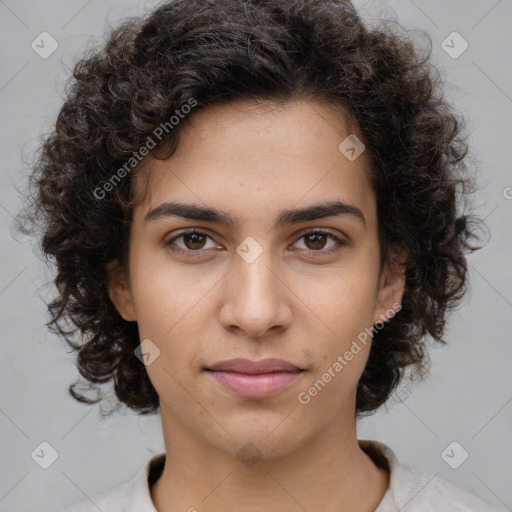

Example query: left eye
[294,230,345,252]
[164,229,345,255]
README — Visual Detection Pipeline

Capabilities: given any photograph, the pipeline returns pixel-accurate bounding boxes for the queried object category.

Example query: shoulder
[391,460,504,511]
[61,482,130,512]
[359,440,506,512]
[61,453,165,512]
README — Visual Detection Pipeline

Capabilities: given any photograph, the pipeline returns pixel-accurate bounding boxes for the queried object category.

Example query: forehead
[131,98,375,226]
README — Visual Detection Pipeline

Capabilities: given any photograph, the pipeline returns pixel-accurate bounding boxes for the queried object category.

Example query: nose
[218,245,293,340]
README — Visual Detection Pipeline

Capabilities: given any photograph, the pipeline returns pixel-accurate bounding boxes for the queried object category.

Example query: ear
[373,248,406,324]
[106,260,137,322]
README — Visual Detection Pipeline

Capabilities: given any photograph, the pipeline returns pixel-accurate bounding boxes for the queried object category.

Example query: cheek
[296,263,378,344]
[130,255,208,331]
[298,276,376,409]
[131,272,201,395]
[129,260,215,370]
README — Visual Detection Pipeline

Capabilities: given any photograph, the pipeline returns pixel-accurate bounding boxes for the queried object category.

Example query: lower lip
[206,370,303,399]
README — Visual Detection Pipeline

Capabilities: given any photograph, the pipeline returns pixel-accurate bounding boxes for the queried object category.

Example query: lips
[206,357,302,374]
[204,358,304,399]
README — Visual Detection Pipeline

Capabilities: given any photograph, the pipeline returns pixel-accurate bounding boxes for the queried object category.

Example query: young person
[17,0,504,510]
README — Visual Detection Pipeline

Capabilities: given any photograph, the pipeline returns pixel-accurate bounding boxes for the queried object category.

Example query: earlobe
[106,261,137,322]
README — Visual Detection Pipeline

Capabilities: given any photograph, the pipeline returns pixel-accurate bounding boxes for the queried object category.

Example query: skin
[108,98,405,512]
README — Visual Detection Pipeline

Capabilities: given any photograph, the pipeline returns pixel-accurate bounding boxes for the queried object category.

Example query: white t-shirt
[63,439,505,511]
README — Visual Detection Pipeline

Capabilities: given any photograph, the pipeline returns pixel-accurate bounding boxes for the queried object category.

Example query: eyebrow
[144,200,366,230]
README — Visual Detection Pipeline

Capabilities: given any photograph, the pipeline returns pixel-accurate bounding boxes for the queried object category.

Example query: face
[108,98,404,460]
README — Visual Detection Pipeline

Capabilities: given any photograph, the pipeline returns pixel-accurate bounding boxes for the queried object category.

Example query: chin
[202,418,312,462]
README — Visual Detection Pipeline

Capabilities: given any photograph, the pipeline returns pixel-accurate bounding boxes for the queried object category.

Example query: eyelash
[164,229,347,257]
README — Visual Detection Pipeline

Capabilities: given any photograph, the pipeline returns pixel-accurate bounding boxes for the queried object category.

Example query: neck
[150,406,389,512]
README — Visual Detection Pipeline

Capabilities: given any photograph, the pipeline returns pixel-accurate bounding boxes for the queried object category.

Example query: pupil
[307,233,326,250]
[185,233,205,250]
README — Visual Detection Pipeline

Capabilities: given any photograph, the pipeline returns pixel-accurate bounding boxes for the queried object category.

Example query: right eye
[164,229,221,256]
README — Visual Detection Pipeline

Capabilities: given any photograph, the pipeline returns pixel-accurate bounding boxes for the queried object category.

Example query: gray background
[0,0,511,510]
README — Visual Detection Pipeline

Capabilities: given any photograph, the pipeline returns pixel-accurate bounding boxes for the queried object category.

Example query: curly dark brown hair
[15,0,484,418]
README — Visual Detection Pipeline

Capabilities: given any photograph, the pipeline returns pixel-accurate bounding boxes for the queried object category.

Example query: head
[17,0,481,454]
